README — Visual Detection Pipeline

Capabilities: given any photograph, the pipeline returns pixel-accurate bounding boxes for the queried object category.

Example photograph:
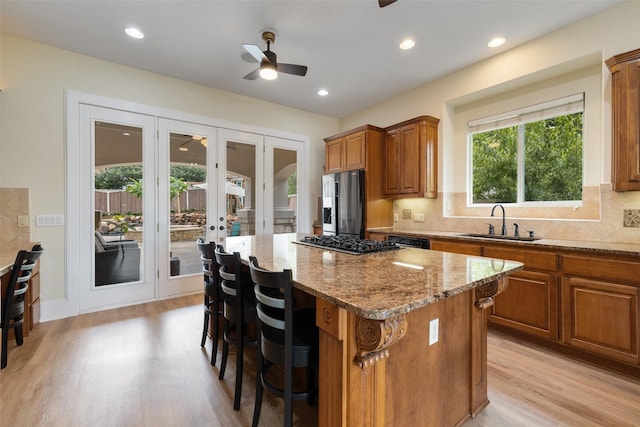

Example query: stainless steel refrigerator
[321,170,365,238]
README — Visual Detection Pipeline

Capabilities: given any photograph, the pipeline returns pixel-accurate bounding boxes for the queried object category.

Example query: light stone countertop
[225,233,523,320]
[368,228,640,257]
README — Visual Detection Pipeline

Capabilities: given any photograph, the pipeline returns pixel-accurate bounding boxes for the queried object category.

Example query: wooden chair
[1,245,44,369]
[196,238,223,366]
[249,256,318,427]
[214,246,257,410]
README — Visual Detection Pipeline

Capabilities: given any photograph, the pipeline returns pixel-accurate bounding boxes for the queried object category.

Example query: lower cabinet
[491,270,559,340]
[428,236,640,376]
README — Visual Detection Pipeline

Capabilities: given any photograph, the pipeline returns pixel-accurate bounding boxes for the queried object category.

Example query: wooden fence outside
[95,188,206,215]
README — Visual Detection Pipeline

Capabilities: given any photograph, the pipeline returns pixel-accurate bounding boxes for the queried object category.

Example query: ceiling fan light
[200,138,208,147]
[259,64,278,80]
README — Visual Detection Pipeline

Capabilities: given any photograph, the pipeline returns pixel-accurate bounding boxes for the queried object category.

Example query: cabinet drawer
[430,240,482,256]
[563,255,640,285]
[484,246,558,272]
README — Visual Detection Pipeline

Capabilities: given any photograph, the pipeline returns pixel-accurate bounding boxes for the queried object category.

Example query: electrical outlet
[18,215,29,227]
[429,318,439,345]
[402,209,411,220]
[394,213,399,222]
[415,213,424,222]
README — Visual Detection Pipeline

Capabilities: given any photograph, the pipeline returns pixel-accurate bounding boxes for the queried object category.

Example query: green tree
[95,166,142,189]
[472,127,518,203]
[170,165,206,183]
[287,171,297,196]
[170,176,189,213]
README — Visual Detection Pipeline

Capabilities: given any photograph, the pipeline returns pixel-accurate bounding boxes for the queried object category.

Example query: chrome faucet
[491,204,507,236]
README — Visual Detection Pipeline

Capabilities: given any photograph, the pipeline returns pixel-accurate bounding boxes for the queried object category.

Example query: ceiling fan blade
[243,68,260,80]
[242,43,268,63]
[277,63,308,77]
[379,0,397,7]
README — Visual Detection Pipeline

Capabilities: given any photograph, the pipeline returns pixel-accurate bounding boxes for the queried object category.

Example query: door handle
[219,226,224,231]
[210,225,215,231]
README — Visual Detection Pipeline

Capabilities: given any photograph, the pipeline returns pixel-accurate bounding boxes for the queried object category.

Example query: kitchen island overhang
[225,233,523,426]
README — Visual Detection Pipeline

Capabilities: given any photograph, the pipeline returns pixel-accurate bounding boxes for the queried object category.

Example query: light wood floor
[1,294,639,426]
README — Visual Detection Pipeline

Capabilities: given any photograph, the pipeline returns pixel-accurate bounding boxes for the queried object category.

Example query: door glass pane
[273,147,297,234]
[169,133,207,276]
[94,122,143,286]
[227,141,255,236]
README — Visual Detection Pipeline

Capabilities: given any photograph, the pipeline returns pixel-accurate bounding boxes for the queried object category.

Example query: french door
[157,119,219,297]
[74,101,307,313]
[79,105,157,311]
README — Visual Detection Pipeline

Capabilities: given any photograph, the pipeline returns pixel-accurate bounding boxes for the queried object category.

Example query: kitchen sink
[460,233,540,242]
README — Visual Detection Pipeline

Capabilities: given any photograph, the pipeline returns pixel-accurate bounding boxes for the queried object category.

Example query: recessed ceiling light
[179,147,188,152]
[399,39,415,50]
[122,132,130,136]
[318,89,328,96]
[125,27,144,39]
[488,37,506,48]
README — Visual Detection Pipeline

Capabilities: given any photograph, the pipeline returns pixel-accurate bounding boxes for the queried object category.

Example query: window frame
[467,93,585,207]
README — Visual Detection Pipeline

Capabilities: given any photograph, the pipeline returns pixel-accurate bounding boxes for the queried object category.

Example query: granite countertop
[368,228,640,257]
[225,233,523,320]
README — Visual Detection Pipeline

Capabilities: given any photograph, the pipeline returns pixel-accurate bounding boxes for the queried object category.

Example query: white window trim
[467,93,585,207]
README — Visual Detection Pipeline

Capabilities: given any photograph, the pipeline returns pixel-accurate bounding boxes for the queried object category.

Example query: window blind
[468,93,584,134]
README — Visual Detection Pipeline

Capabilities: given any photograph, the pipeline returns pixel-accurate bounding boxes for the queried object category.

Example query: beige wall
[339,0,640,244]
[0,34,338,303]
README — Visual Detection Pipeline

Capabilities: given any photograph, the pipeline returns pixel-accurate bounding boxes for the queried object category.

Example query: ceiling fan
[242,31,308,80]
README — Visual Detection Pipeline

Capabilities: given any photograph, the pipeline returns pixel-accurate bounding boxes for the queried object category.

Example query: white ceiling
[0,0,621,118]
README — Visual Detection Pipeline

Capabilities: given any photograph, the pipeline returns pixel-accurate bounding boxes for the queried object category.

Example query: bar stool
[249,255,318,427]
[196,238,223,366]
[214,246,257,410]
[1,245,44,369]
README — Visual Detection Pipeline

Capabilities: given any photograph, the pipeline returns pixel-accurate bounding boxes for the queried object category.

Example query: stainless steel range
[297,235,400,255]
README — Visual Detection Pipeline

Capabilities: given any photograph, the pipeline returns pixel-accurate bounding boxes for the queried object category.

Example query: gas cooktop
[296,235,400,255]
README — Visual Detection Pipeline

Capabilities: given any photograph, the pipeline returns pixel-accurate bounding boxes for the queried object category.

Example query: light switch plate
[18,215,29,227]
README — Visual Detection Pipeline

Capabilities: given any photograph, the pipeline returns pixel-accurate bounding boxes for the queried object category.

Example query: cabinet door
[344,131,366,171]
[609,53,640,190]
[383,129,400,195]
[325,138,343,173]
[561,276,638,365]
[490,270,559,340]
[399,124,420,194]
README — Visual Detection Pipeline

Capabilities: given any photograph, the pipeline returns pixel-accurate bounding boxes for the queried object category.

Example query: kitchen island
[225,233,523,427]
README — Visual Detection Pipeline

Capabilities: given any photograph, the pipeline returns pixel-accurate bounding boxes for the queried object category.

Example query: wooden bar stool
[1,245,44,369]
[249,255,318,427]
[214,247,257,410]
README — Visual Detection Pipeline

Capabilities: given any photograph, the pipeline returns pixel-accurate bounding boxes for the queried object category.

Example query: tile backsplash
[393,186,640,244]
[0,188,31,248]
[623,209,640,228]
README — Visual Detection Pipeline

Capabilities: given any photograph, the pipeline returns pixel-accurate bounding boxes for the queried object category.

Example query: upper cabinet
[325,127,375,173]
[606,48,640,191]
[383,116,439,199]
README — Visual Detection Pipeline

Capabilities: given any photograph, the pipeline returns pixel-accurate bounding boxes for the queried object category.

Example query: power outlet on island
[429,318,439,346]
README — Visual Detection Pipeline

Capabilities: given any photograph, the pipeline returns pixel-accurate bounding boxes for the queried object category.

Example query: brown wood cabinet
[383,116,439,199]
[324,128,369,173]
[323,125,394,233]
[1,259,40,338]
[606,48,640,191]
[430,238,559,340]
[562,254,639,365]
